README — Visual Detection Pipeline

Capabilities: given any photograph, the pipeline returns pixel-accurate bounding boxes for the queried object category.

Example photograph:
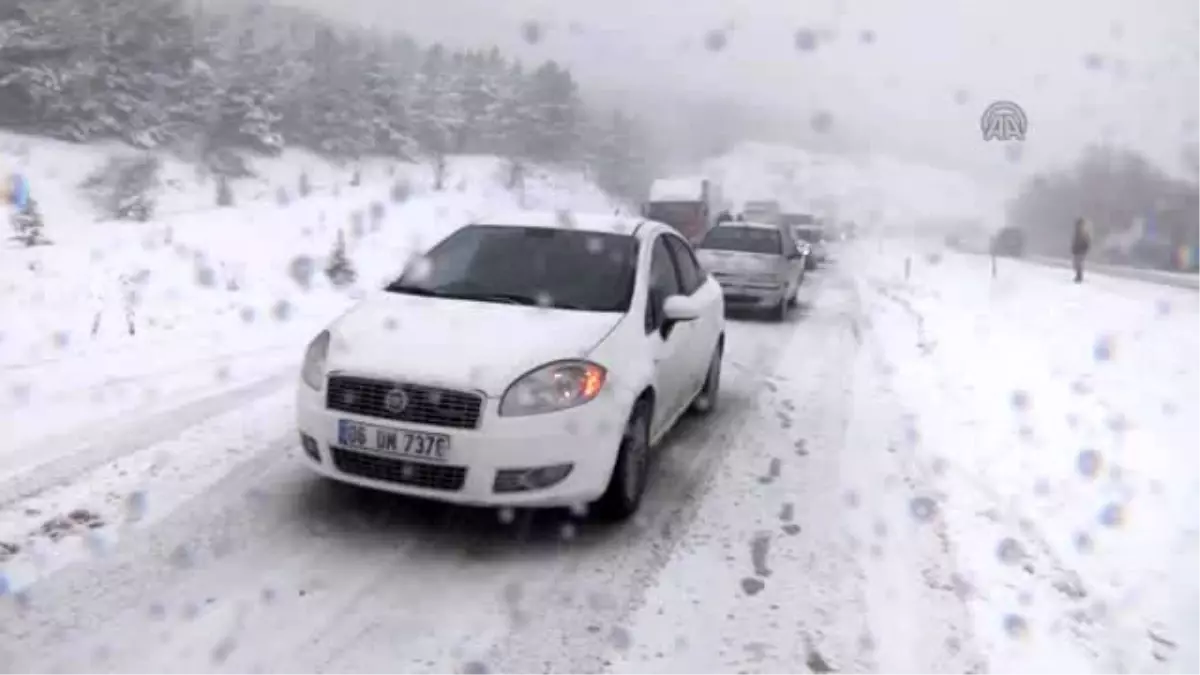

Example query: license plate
[337,420,449,461]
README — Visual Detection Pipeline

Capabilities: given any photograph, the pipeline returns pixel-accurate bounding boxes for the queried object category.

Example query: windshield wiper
[467,292,540,306]
[385,283,453,297]
[386,283,543,307]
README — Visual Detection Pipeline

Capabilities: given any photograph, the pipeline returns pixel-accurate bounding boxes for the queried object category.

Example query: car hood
[696,249,782,275]
[324,292,623,396]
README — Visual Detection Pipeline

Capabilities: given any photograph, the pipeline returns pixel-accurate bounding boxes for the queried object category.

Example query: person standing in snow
[1070,217,1092,283]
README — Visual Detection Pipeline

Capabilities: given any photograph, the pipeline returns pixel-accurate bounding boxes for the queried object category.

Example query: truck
[643,176,723,244]
[741,199,782,224]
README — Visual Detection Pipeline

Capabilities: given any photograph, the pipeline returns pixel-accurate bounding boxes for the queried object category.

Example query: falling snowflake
[289,256,316,290]
[1002,614,1029,639]
[996,537,1025,565]
[1076,448,1102,478]
[520,20,542,44]
[1092,334,1115,362]
[909,496,938,522]
[794,28,818,51]
[704,29,728,52]
[810,111,834,134]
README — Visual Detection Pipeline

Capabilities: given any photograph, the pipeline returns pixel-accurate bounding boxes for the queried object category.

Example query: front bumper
[296,381,627,508]
[717,279,788,308]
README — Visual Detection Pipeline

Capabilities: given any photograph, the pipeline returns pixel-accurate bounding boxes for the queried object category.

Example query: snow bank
[857,242,1199,672]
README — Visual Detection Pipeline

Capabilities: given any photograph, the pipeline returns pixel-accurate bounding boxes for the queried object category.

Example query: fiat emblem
[383,388,409,413]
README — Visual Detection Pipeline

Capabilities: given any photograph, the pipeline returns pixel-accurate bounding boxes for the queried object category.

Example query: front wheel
[690,343,723,415]
[593,401,652,521]
[771,296,788,322]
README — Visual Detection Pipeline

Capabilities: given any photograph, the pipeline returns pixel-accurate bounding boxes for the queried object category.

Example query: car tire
[690,343,723,415]
[594,400,651,522]
[772,297,788,322]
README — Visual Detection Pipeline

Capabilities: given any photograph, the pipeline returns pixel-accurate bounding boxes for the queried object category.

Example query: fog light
[300,433,321,462]
[493,463,573,493]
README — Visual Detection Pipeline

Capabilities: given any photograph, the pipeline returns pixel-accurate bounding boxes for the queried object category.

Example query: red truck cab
[643,177,722,245]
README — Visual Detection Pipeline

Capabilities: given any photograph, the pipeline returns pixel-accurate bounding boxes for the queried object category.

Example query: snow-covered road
[3,241,1193,673]
[0,256,972,673]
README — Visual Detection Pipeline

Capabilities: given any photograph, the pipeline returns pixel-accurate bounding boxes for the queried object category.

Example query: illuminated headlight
[499,360,607,417]
[301,330,331,390]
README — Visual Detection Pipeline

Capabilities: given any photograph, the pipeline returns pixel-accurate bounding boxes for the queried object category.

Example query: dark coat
[1071,220,1092,256]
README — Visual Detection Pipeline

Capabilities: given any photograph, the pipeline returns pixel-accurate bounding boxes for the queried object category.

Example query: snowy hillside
[704,142,1008,232]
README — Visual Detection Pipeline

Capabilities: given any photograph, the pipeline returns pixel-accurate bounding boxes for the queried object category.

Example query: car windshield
[699,226,782,255]
[387,225,637,312]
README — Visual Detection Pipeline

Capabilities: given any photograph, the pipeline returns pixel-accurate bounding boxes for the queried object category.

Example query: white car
[296,212,726,521]
[695,221,806,321]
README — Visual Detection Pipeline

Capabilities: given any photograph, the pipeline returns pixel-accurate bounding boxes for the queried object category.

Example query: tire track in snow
[848,273,988,673]
[470,273,873,674]
[0,368,293,509]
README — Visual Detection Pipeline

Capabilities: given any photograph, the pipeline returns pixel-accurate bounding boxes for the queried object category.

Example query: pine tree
[325,229,357,286]
[10,198,48,246]
[361,36,417,158]
[590,109,652,201]
[202,14,287,154]
[522,61,581,163]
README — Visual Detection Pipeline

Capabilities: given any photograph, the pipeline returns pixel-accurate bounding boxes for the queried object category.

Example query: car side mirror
[663,294,701,321]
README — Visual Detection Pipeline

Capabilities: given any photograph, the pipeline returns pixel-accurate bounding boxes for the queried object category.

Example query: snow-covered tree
[325,230,357,286]
[589,109,653,202]
[521,61,582,163]
[10,198,48,246]
[0,0,656,188]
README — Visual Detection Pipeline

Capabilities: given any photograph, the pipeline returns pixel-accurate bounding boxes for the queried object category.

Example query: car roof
[471,210,648,236]
[713,220,783,232]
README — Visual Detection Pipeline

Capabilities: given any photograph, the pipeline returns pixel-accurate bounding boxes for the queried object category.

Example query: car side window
[663,235,706,295]
[780,227,798,254]
[645,236,682,333]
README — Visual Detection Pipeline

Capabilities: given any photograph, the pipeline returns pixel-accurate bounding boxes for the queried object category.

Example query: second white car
[296,211,726,521]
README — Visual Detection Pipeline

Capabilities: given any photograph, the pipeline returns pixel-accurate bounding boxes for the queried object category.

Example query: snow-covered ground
[0,137,1195,674]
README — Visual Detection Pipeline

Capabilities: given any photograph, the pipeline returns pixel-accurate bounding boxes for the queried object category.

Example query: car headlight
[301,330,331,390]
[499,360,607,417]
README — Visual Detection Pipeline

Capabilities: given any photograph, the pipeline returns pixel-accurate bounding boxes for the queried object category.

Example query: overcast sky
[278,0,1198,182]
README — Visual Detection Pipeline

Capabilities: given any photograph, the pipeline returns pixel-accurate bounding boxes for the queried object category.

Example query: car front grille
[331,447,467,491]
[326,375,483,429]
